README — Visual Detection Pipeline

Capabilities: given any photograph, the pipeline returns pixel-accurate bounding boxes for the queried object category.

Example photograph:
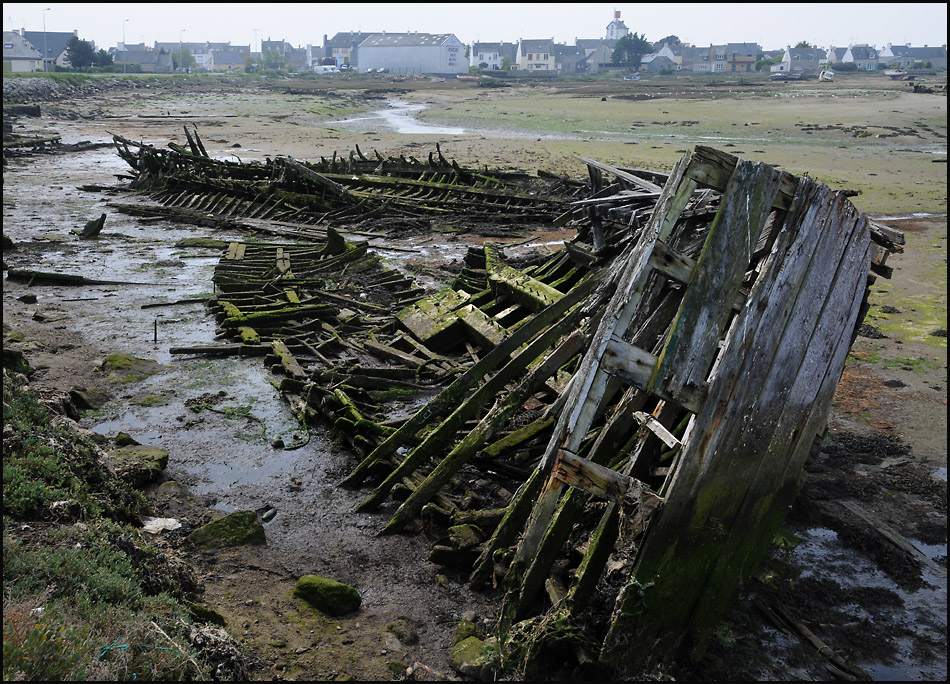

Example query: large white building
[356,32,466,74]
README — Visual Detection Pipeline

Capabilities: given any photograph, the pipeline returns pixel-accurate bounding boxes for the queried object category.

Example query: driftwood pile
[111,129,904,676]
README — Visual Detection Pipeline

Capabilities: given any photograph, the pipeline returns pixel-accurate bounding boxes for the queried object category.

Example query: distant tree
[260,48,286,71]
[478,61,489,70]
[795,41,813,48]
[612,32,652,71]
[172,47,196,73]
[653,35,681,50]
[94,49,113,68]
[501,55,512,70]
[756,56,780,72]
[64,36,97,69]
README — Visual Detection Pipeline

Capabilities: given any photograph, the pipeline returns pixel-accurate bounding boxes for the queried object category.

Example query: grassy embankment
[2,368,213,680]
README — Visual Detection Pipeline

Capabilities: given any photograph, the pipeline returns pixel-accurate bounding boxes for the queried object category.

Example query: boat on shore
[885,69,910,80]
[818,69,834,82]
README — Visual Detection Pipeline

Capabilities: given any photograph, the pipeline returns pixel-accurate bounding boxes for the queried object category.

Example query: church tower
[606,10,629,41]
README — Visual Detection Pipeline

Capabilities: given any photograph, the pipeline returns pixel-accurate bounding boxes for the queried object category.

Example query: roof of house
[889,45,947,58]
[788,47,826,61]
[472,42,517,54]
[3,31,43,60]
[212,50,246,65]
[576,38,617,50]
[554,43,586,63]
[827,47,848,59]
[325,32,376,48]
[723,42,761,56]
[520,39,555,53]
[21,30,77,60]
[847,46,878,60]
[359,33,456,48]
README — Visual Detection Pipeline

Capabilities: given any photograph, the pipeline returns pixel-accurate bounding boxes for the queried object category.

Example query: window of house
[715,63,723,70]
[528,53,532,60]
[543,54,548,60]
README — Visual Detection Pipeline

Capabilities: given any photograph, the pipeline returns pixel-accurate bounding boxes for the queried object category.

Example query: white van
[313,65,340,74]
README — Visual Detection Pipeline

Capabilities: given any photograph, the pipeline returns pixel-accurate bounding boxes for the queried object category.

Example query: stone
[187,510,266,549]
[107,444,169,487]
[293,575,362,616]
[450,636,498,680]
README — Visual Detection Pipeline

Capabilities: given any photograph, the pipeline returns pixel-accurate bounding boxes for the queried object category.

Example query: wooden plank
[605,177,872,669]
[395,288,469,346]
[577,155,664,193]
[271,339,307,379]
[649,159,784,404]
[456,304,508,348]
[553,449,634,503]
[362,340,426,368]
[632,411,680,449]
[341,272,603,489]
[488,263,564,313]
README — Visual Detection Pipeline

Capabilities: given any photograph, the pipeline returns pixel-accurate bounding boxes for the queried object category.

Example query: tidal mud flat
[2,74,945,681]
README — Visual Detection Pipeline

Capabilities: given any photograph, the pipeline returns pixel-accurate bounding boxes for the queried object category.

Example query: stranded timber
[109,127,903,678]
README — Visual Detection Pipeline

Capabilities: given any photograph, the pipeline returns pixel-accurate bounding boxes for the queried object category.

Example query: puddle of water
[789,525,947,681]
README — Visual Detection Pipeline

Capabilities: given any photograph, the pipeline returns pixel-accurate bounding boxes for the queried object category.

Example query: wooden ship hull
[110,128,903,675]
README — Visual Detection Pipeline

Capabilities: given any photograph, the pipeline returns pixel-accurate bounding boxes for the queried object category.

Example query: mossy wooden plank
[648,159,784,405]
[456,304,507,349]
[606,180,872,670]
[396,288,469,346]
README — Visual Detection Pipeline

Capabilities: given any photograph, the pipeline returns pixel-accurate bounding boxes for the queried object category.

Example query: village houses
[4,9,947,78]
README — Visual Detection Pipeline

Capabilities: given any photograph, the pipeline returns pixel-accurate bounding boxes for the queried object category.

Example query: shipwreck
[109,127,903,677]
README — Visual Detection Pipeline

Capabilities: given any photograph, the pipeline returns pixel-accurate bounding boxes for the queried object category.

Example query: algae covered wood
[603,180,873,672]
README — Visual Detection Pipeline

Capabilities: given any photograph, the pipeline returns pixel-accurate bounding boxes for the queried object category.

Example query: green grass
[1,375,231,680]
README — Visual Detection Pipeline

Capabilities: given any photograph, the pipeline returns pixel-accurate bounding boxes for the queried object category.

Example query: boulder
[450,635,498,680]
[107,444,168,487]
[293,575,361,616]
[187,510,266,549]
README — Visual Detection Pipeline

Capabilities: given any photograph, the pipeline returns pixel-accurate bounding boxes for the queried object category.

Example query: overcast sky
[5,3,948,53]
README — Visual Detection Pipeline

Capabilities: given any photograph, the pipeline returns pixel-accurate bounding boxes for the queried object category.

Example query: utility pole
[179,28,185,73]
[42,7,50,73]
[122,18,129,74]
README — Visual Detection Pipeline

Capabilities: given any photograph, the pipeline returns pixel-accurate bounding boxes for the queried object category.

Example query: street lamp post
[42,7,50,73]
[122,19,129,74]
[179,29,185,73]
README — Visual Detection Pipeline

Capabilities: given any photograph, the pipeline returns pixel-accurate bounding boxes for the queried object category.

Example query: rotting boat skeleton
[109,126,903,676]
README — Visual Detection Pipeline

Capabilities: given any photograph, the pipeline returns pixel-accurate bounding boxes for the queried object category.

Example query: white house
[3,31,44,72]
[470,41,517,70]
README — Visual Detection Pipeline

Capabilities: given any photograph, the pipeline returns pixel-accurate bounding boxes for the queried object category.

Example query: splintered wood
[112,130,903,675]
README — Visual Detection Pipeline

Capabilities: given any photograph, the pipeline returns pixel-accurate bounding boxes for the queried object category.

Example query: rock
[387,617,420,645]
[293,575,362,616]
[2,348,33,377]
[447,523,485,550]
[450,635,498,680]
[114,431,140,446]
[99,353,161,384]
[68,386,111,410]
[187,510,266,549]
[187,601,227,627]
[107,444,169,487]
[454,618,478,645]
[16,293,36,304]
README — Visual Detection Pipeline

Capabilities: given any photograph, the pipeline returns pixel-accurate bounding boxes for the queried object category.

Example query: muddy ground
[2,75,946,680]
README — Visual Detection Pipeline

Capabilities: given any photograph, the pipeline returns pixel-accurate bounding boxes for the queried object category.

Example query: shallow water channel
[330,98,465,135]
